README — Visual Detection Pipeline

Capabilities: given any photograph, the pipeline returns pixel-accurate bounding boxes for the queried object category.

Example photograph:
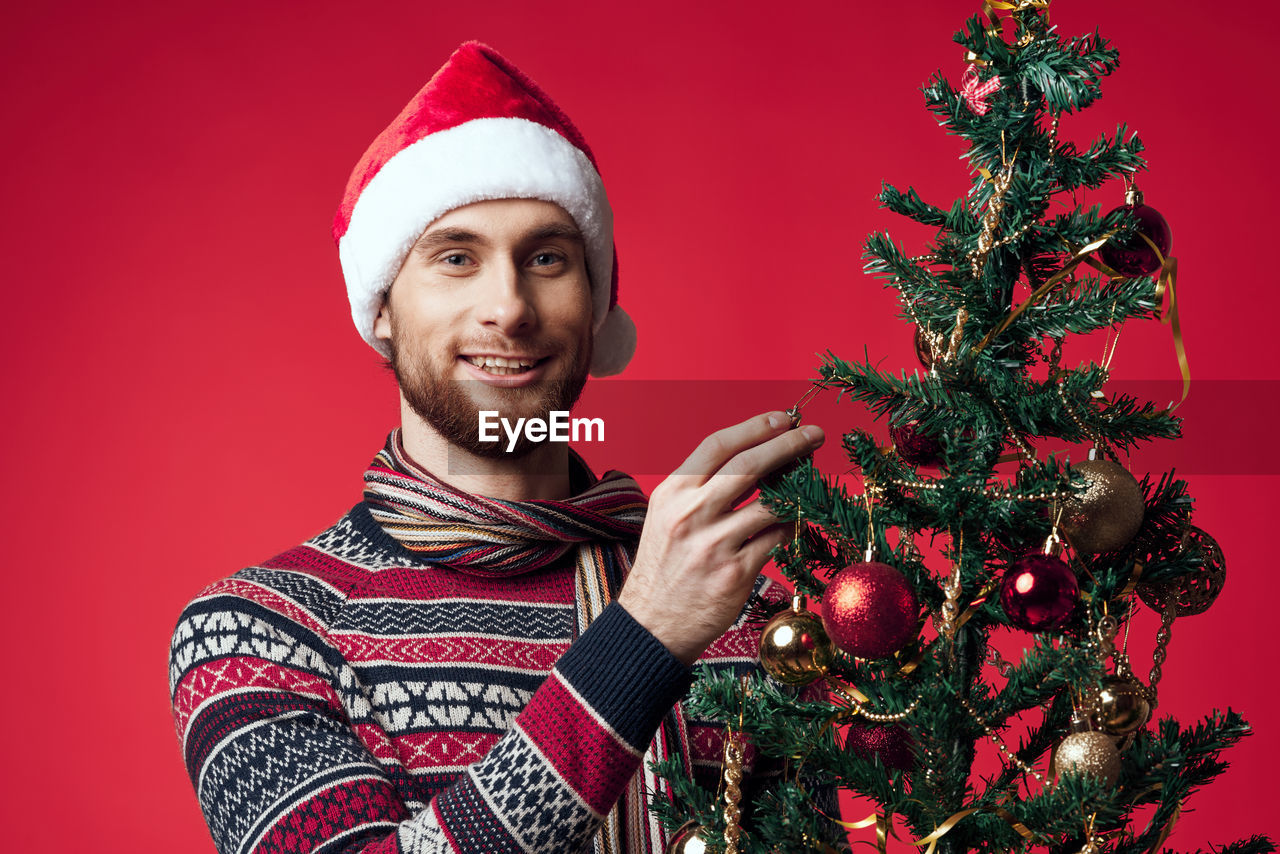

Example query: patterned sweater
[170,499,780,854]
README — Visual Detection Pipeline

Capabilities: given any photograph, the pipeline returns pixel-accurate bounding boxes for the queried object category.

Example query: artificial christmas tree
[654,2,1271,852]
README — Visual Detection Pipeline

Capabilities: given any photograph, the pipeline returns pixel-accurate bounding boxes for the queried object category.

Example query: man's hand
[617,411,825,665]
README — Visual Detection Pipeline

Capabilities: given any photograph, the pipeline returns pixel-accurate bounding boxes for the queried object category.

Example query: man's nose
[476,259,536,336]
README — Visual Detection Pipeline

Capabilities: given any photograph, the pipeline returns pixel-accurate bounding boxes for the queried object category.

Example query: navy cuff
[555,602,694,751]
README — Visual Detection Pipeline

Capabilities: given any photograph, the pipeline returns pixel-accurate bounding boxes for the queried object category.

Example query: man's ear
[373,294,392,342]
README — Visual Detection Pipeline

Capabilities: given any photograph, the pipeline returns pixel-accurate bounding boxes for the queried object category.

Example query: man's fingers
[721,497,796,546]
[739,521,792,571]
[701,423,824,507]
[671,411,797,480]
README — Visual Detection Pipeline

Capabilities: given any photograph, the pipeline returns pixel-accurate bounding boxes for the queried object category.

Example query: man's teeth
[466,355,538,375]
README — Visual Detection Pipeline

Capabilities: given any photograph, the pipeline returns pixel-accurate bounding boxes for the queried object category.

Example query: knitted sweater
[170,499,781,854]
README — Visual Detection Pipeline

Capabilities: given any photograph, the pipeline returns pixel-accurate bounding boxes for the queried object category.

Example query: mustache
[453,335,561,356]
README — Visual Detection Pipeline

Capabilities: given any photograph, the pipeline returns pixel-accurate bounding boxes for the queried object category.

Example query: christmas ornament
[890,421,942,467]
[759,599,834,686]
[971,158,1016,279]
[760,402,816,490]
[914,326,936,369]
[999,553,1078,631]
[845,722,915,771]
[722,726,745,854]
[821,562,919,659]
[960,63,1002,115]
[1093,674,1151,736]
[1100,187,1172,277]
[1060,457,1145,554]
[1054,730,1122,786]
[1137,525,1225,616]
[665,821,710,854]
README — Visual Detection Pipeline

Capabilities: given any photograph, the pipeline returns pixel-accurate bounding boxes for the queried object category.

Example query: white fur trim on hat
[588,306,636,377]
[339,116,615,357]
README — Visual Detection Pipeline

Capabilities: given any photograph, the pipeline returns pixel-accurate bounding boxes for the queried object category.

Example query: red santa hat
[332,42,635,377]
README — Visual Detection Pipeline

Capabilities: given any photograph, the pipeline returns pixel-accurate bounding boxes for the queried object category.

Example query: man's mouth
[462,355,546,376]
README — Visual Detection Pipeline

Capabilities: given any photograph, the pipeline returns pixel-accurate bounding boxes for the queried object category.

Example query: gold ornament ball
[1061,459,1145,554]
[1137,525,1226,616]
[759,607,834,686]
[665,821,710,854]
[1053,731,1121,786]
[1093,675,1151,735]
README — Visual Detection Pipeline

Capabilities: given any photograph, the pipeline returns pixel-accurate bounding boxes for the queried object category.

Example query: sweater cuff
[554,601,694,752]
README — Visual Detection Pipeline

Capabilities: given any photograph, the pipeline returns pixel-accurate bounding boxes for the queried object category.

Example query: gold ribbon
[952,581,999,633]
[1127,783,1182,853]
[969,0,1051,62]
[831,804,1041,854]
[810,808,887,853]
[973,228,1189,405]
[1078,235,1188,405]
[1118,560,1144,598]
[974,233,1113,354]
[1140,232,1189,405]
[1148,801,1181,853]
[911,808,982,854]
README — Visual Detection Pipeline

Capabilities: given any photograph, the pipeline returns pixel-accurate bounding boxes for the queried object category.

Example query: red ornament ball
[845,723,914,771]
[999,553,1079,631]
[821,562,919,659]
[890,421,942,467]
[1100,203,1172,277]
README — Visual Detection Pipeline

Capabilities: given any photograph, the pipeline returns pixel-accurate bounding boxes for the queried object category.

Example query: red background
[2,1,1275,850]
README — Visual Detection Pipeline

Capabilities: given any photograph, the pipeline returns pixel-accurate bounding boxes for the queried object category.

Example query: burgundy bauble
[821,562,919,659]
[845,723,915,771]
[1100,203,1172,276]
[999,553,1079,631]
[890,421,942,467]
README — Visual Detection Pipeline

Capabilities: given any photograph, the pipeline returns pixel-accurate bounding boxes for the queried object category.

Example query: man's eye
[442,253,470,266]
[531,252,563,267]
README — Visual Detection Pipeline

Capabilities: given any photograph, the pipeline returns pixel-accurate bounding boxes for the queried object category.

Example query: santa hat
[332,42,635,377]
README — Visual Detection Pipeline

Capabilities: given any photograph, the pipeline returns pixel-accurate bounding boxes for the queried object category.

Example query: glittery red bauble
[890,421,941,467]
[821,562,919,659]
[845,723,915,771]
[999,553,1078,631]
[1099,203,1172,276]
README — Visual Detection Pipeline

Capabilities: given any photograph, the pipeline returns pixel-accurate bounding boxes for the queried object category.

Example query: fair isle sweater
[169,500,779,854]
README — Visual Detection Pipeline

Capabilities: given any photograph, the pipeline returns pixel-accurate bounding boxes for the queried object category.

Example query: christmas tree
[655,2,1272,852]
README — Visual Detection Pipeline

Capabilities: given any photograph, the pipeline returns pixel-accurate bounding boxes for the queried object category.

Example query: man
[169,42,823,854]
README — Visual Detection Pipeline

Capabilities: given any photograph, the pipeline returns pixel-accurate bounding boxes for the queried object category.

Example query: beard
[386,327,591,460]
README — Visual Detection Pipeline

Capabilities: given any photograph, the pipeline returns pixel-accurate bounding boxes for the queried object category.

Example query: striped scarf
[362,430,689,853]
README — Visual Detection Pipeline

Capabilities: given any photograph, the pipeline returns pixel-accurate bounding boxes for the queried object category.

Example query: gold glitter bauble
[759,607,833,686]
[1093,675,1151,735]
[665,821,711,854]
[1053,731,1121,786]
[1137,525,1226,616]
[1061,459,1145,554]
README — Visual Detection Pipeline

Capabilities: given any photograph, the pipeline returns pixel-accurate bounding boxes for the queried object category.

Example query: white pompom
[589,306,637,377]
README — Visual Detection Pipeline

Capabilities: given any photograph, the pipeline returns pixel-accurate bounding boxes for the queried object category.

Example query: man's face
[374,198,594,458]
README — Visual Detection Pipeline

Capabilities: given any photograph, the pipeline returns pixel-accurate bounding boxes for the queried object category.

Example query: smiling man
[379,198,595,469]
[169,43,823,854]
